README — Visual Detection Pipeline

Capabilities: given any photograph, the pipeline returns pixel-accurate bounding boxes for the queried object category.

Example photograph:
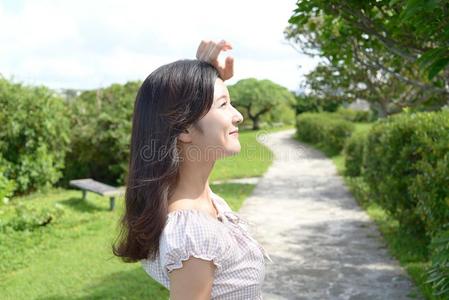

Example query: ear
[178,127,193,144]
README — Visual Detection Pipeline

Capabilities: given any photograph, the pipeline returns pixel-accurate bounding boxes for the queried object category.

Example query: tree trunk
[252,117,260,130]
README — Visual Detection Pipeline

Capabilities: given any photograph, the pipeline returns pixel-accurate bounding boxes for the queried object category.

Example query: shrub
[427,227,449,298]
[336,107,373,122]
[363,111,449,236]
[344,131,368,177]
[0,78,71,195]
[296,112,354,156]
[0,159,16,205]
[262,102,296,126]
[409,115,449,235]
[62,82,140,186]
[0,202,65,232]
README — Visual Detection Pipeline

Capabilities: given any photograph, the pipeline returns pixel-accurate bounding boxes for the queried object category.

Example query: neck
[170,158,215,204]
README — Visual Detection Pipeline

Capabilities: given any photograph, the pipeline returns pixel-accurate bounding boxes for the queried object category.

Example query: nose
[232,107,244,125]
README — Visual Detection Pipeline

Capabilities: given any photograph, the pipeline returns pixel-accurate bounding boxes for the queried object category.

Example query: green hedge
[363,111,449,236]
[336,107,373,122]
[296,112,355,156]
[343,131,368,177]
[427,227,449,298]
[0,78,71,195]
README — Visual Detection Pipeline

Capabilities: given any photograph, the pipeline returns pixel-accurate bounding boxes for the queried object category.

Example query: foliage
[296,112,354,156]
[261,101,296,126]
[343,131,368,177]
[229,78,296,130]
[286,0,449,114]
[336,107,373,122]
[0,77,71,195]
[427,227,449,298]
[294,93,341,114]
[0,158,16,205]
[62,81,140,186]
[363,111,449,237]
[0,202,65,232]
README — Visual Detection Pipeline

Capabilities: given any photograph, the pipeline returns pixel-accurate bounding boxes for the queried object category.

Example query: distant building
[346,99,370,111]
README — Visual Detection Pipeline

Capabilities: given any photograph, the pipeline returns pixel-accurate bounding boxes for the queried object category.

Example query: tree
[228,78,296,130]
[62,81,140,186]
[285,0,449,112]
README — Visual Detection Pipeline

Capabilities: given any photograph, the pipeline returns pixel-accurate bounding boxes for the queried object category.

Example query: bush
[344,131,368,177]
[296,112,355,156]
[336,107,373,122]
[427,227,449,299]
[62,82,140,186]
[409,113,449,236]
[363,111,449,236]
[0,159,16,205]
[0,78,71,195]
[0,202,65,232]
[262,102,296,126]
[294,94,341,114]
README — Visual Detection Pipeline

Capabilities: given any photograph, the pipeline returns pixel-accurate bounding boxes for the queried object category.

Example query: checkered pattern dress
[141,190,272,299]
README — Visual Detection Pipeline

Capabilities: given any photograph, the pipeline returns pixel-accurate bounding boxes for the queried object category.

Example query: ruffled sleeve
[159,210,230,274]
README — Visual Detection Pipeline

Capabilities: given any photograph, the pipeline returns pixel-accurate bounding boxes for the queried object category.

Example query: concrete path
[238,129,422,300]
[212,177,261,185]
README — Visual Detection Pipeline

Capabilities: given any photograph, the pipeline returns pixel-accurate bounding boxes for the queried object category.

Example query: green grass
[0,126,291,300]
[210,124,294,181]
[0,184,257,300]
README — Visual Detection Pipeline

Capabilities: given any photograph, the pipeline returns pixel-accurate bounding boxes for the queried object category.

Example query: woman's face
[181,78,244,162]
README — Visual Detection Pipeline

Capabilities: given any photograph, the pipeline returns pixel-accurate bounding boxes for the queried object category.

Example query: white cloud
[0,0,318,91]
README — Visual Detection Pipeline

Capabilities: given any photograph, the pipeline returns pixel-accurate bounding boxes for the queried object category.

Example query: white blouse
[140,190,272,299]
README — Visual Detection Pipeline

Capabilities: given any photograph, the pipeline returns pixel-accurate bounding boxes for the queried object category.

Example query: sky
[0,0,319,92]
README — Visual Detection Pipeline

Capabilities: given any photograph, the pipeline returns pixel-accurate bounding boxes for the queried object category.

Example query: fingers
[196,40,232,62]
[225,56,234,79]
[196,41,208,60]
[209,43,222,60]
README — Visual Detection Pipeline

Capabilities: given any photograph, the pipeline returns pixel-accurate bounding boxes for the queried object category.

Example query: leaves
[286,0,449,112]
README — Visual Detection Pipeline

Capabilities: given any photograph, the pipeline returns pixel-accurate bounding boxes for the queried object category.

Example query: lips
[229,129,239,135]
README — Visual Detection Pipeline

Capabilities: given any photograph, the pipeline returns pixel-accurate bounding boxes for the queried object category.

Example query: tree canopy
[285,0,449,114]
[228,78,296,129]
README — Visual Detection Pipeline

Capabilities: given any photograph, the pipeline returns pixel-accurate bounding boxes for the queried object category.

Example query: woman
[113,40,271,299]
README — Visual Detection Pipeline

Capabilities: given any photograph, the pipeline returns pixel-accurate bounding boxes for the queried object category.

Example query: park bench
[69,178,123,211]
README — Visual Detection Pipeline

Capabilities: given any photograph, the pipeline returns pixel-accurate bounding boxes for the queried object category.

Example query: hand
[196,39,234,81]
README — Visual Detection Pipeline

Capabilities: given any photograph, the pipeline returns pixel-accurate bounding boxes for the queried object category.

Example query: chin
[228,145,241,156]
[218,146,241,160]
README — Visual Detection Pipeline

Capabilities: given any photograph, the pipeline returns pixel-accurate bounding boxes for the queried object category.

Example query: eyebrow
[217,95,230,102]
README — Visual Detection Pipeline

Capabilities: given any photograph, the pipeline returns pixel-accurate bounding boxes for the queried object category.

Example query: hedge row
[344,111,449,236]
[336,107,374,122]
[295,110,449,297]
[295,112,355,156]
[342,111,449,298]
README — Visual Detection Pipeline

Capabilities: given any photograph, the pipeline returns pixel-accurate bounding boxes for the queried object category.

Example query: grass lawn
[210,124,294,181]
[295,121,436,300]
[0,125,293,300]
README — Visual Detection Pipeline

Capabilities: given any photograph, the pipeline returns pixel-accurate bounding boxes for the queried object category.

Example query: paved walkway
[238,129,422,300]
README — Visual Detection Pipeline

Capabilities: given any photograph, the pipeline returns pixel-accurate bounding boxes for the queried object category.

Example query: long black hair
[113,59,220,261]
